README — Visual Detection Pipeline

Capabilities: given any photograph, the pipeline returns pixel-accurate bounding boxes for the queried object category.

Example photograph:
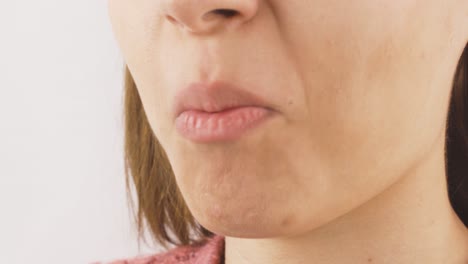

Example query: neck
[225,138,468,264]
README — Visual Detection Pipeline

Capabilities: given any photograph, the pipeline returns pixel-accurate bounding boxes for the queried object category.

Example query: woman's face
[108,1,467,237]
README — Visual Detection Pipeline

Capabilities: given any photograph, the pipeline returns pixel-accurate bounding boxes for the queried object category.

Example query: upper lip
[173,81,274,119]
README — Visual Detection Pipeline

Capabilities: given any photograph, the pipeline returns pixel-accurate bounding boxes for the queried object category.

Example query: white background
[2,1,162,263]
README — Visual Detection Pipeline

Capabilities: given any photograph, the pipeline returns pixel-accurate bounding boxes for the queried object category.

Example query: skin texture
[107,1,468,263]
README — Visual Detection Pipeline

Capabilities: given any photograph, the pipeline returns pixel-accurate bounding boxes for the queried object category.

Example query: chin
[198,216,282,239]
[186,192,304,239]
[197,215,306,239]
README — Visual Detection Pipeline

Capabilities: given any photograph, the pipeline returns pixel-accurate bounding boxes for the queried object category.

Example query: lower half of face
[108,0,467,237]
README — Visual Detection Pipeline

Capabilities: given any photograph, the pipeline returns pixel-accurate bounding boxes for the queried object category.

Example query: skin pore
[107,0,468,263]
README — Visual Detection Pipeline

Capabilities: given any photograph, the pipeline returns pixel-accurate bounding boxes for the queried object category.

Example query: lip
[173,81,276,142]
[172,81,274,119]
[175,106,274,142]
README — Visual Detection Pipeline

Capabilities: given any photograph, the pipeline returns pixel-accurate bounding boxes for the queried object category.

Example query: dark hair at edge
[122,43,468,250]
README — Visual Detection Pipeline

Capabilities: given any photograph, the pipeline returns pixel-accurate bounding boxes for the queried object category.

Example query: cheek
[280,0,452,106]
[282,2,454,184]
[108,3,174,140]
[108,0,138,58]
[108,0,163,75]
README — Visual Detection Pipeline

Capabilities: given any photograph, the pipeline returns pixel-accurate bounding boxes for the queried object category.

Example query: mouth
[173,81,277,143]
[175,106,275,143]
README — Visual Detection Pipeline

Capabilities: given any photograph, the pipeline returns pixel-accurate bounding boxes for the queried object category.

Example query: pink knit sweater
[94,235,225,264]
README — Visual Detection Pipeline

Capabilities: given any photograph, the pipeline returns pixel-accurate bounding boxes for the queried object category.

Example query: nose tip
[162,0,259,34]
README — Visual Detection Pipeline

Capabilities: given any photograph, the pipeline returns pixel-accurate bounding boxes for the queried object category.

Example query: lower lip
[175,106,273,143]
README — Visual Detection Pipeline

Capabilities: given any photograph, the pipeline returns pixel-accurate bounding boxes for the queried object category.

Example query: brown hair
[122,43,468,250]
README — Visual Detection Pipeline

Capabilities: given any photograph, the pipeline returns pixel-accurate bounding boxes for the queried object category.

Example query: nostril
[212,9,238,18]
[202,9,239,22]
[166,15,178,25]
